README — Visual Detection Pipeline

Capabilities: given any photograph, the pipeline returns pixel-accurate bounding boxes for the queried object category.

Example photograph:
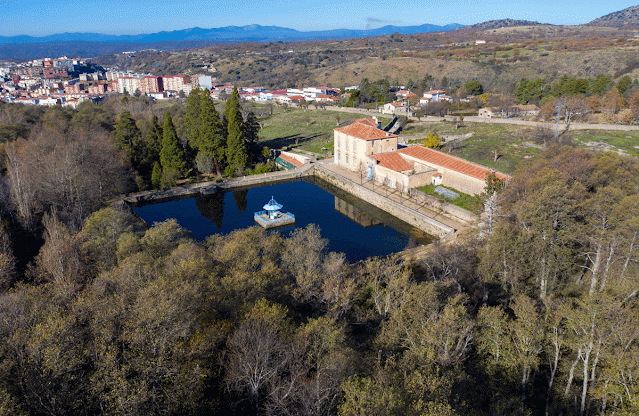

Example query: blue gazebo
[263,197,284,219]
[254,196,295,229]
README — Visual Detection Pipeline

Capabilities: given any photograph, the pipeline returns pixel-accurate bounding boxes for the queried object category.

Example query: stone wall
[439,169,486,196]
[409,189,478,224]
[314,166,455,238]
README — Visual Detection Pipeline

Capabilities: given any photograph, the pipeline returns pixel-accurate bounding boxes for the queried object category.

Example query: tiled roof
[335,119,396,141]
[354,117,379,127]
[278,153,303,167]
[372,152,413,172]
[398,146,509,181]
[514,104,539,111]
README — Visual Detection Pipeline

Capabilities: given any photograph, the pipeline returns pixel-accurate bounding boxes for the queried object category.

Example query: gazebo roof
[263,196,283,211]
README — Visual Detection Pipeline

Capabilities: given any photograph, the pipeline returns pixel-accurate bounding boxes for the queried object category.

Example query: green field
[255,107,391,156]
[419,183,484,213]
[403,120,639,174]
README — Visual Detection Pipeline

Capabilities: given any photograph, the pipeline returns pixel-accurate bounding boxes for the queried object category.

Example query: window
[346,155,349,164]
[338,151,341,162]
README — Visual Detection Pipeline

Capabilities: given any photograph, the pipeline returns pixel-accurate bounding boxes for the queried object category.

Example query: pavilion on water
[254,196,295,229]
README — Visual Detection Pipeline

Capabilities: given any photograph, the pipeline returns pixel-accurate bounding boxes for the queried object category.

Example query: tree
[151,161,162,189]
[142,114,162,174]
[601,86,623,119]
[184,89,202,146]
[197,91,225,177]
[617,75,633,96]
[423,133,441,148]
[243,110,261,144]
[159,111,187,176]
[115,110,144,172]
[464,80,483,95]
[225,87,248,174]
[226,299,291,414]
[0,225,15,290]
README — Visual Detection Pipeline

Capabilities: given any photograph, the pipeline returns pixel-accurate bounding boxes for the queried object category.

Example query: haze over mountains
[2,4,639,60]
[0,23,464,45]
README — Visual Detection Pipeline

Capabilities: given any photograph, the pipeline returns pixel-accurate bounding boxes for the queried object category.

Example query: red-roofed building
[364,146,510,195]
[363,145,509,195]
[275,151,311,170]
[334,117,397,171]
[395,90,418,100]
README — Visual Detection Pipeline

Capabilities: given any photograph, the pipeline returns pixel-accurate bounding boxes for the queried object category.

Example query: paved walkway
[315,159,470,233]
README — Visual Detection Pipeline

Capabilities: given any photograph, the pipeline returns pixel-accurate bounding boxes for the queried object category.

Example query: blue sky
[3,0,639,36]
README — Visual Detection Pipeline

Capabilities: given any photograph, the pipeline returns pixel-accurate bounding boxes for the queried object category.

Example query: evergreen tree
[197,90,225,177]
[243,110,260,144]
[184,89,202,147]
[160,111,187,176]
[151,162,162,189]
[114,110,142,167]
[225,87,248,173]
[145,115,163,163]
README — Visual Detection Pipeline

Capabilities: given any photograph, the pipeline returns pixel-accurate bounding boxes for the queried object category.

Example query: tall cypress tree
[160,111,187,176]
[184,88,202,147]
[225,87,248,172]
[197,90,225,177]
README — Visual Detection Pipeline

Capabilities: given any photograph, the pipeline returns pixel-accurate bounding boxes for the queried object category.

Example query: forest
[0,94,639,415]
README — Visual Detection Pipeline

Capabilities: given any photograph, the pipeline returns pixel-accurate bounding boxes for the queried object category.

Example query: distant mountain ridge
[0,23,465,45]
[588,5,639,27]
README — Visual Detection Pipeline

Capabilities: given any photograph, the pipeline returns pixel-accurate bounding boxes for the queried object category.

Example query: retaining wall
[314,166,455,238]
[409,189,478,224]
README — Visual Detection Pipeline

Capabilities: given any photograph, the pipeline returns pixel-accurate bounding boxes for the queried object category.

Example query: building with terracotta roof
[275,151,310,170]
[363,145,509,195]
[334,117,397,171]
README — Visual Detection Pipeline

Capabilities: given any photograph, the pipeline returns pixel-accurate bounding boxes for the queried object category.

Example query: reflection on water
[334,197,381,228]
[194,191,225,229]
[134,178,433,262]
[232,189,248,212]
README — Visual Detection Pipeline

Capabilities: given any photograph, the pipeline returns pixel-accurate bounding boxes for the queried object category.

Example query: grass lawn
[570,130,639,156]
[419,183,484,214]
[405,121,541,174]
[257,107,391,155]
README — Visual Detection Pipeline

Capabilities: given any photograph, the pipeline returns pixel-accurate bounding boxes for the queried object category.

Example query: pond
[132,177,433,263]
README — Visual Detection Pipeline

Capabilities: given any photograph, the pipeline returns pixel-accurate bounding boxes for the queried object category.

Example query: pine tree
[225,87,248,173]
[160,111,187,176]
[198,90,225,177]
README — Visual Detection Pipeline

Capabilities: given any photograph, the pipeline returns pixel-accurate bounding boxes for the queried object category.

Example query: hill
[462,19,549,31]
[588,5,639,27]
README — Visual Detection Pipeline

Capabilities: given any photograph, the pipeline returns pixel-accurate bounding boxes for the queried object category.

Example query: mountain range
[0,23,464,45]
[2,4,639,61]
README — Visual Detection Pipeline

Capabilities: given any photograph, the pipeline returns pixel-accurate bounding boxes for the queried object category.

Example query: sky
[2,0,639,37]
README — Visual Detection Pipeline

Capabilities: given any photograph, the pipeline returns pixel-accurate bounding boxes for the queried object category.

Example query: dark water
[133,177,432,262]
